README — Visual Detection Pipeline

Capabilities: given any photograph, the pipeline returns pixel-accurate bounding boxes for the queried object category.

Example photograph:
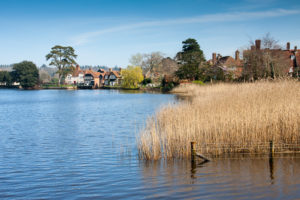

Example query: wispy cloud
[71,9,300,46]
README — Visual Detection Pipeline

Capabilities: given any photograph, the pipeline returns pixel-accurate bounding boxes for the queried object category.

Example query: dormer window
[110,75,116,79]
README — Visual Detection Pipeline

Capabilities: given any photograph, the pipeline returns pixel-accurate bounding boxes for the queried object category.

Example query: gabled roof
[110,71,121,78]
[243,47,298,74]
[98,68,105,73]
[218,56,231,63]
[104,71,110,77]
[72,65,84,77]
[215,56,242,68]
[99,72,106,78]
[84,69,100,78]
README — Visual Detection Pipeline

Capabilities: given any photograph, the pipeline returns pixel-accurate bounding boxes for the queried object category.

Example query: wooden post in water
[191,141,210,162]
[191,141,196,161]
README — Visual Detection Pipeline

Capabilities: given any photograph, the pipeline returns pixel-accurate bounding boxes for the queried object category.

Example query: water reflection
[269,154,275,184]
[1,89,300,199]
[118,89,162,94]
[139,155,300,199]
[174,94,193,102]
[191,159,209,180]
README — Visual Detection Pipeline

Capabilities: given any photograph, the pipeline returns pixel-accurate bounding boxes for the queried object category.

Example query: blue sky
[0,0,300,67]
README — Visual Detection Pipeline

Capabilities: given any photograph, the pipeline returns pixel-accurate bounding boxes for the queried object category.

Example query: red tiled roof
[111,71,121,78]
[216,56,242,68]
[84,69,100,78]
[72,65,84,76]
[99,72,105,77]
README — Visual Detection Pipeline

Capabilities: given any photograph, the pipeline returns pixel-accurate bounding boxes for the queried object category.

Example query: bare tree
[262,33,281,49]
[129,53,144,67]
[243,33,289,80]
[142,52,164,73]
[39,70,51,83]
[129,52,164,74]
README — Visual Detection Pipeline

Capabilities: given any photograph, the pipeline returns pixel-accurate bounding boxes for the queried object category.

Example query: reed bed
[137,79,300,160]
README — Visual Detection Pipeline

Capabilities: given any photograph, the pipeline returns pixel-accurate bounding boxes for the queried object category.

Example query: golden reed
[137,79,300,160]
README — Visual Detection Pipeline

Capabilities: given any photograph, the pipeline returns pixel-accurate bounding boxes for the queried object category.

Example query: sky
[0,0,300,68]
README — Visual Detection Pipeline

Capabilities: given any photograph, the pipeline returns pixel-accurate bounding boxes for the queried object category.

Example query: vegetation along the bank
[137,79,300,160]
[1,33,299,90]
[0,61,39,89]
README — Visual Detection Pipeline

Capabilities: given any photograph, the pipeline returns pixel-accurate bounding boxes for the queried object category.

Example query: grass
[41,84,75,88]
[137,79,300,160]
[192,80,204,85]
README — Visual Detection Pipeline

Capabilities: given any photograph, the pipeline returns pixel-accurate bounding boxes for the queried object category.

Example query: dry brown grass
[137,79,300,160]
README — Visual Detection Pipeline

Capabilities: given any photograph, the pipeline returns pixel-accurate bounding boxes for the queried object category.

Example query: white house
[65,65,85,85]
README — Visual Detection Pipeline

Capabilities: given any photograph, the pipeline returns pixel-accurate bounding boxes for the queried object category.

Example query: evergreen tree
[176,38,205,65]
[46,45,77,85]
[0,71,12,85]
[175,38,206,80]
[13,61,39,88]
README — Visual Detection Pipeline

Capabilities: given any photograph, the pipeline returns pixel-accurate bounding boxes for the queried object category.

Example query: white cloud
[71,9,300,46]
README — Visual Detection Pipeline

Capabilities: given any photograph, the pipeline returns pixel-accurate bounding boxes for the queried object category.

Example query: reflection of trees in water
[119,90,163,94]
[139,156,300,198]
[139,160,202,196]
[174,94,193,102]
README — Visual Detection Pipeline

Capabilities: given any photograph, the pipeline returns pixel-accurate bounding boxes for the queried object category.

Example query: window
[110,75,115,79]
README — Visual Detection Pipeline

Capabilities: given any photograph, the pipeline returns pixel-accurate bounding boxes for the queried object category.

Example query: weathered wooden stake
[191,141,196,161]
[191,141,210,162]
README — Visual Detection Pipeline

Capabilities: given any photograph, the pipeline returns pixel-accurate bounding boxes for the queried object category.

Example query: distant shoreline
[0,85,164,93]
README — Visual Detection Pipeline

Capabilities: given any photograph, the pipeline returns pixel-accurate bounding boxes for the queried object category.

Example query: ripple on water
[0,90,300,199]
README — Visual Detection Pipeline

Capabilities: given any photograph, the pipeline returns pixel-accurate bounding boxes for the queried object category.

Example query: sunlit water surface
[0,89,299,199]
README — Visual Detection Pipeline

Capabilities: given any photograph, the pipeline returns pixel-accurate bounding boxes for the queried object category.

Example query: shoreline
[137,80,300,160]
[0,85,165,93]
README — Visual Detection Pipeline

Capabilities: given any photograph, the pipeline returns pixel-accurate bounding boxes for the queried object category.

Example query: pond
[0,89,299,199]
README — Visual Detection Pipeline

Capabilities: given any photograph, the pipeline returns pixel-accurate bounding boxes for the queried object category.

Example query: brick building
[243,40,300,79]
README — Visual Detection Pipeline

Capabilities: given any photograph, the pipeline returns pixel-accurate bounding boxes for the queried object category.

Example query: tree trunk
[58,74,62,86]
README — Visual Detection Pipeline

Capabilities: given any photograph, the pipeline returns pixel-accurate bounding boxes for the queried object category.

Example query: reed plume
[138,79,300,160]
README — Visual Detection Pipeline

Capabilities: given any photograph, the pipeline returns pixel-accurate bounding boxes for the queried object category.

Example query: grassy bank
[102,86,140,90]
[41,84,76,89]
[137,79,300,160]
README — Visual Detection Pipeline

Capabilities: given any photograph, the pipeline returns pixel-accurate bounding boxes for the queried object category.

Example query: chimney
[109,68,112,72]
[294,46,297,52]
[287,42,290,50]
[212,53,217,65]
[235,50,240,61]
[119,67,122,73]
[251,45,256,51]
[255,39,261,50]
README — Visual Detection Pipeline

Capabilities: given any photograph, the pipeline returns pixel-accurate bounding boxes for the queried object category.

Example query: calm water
[0,89,299,199]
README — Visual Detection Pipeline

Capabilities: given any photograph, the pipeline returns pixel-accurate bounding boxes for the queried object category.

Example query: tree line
[142,34,299,91]
[0,46,78,89]
[0,61,39,89]
[1,33,298,89]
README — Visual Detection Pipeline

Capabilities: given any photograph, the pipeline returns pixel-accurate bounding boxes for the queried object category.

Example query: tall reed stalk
[137,79,300,160]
